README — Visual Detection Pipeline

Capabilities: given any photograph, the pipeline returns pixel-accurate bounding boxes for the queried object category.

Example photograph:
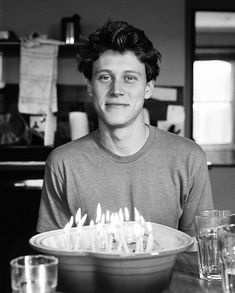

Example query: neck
[97,123,149,156]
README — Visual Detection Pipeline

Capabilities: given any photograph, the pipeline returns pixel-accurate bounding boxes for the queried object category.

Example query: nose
[110,79,124,97]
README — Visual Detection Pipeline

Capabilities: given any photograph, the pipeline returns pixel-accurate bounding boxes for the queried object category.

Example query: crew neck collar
[93,125,156,164]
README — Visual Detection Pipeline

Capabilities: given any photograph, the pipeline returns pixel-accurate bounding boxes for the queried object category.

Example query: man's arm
[36,162,71,233]
[179,158,214,237]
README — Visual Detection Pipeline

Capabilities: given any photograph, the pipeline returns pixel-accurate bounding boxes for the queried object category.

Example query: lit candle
[146,222,154,253]
[96,203,102,224]
[119,208,124,222]
[134,207,140,223]
[63,216,74,250]
[76,213,87,250]
[75,208,81,225]
[80,213,87,227]
[133,223,142,253]
[117,209,129,254]
[124,207,130,222]
[139,216,145,253]
[106,210,110,223]
[89,220,96,252]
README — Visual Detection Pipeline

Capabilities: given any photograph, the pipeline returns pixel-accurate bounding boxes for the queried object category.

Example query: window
[193,60,234,148]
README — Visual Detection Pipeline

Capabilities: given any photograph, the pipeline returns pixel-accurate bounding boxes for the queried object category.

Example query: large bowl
[29,222,193,293]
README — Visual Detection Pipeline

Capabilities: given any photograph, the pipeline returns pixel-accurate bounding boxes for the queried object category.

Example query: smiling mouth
[105,103,129,107]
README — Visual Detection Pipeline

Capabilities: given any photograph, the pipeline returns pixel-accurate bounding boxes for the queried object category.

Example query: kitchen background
[0,0,234,207]
[0,0,235,291]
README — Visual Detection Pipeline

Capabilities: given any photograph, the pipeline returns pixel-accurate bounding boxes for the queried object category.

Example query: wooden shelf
[0,145,53,161]
[0,41,79,57]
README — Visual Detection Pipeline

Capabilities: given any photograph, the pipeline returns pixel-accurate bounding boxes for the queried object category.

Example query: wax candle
[134,223,141,253]
[89,220,96,252]
[146,233,154,253]
[146,222,154,253]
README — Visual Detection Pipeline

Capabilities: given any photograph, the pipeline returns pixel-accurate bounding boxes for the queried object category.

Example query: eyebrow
[94,69,143,76]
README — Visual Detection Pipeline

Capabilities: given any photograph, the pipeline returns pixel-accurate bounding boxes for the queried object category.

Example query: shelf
[0,41,80,57]
[0,145,53,161]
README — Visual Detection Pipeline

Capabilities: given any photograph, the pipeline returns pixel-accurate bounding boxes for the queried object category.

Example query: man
[37,20,213,236]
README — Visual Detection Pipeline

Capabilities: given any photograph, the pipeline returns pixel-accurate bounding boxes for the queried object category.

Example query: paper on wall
[166,105,185,122]
[151,87,177,101]
[158,105,185,136]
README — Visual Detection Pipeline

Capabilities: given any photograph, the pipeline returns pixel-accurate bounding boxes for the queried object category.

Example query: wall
[209,167,235,210]
[0,0,185,86]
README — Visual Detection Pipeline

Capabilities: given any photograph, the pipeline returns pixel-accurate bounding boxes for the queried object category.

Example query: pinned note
[151,87,177,102]
[167,105,185,122]
[158,105,185,136]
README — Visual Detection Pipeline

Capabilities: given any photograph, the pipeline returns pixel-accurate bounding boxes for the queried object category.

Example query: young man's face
[87,50,154,129]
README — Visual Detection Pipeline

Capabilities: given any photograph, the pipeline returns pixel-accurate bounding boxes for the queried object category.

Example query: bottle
[61,14,81,45]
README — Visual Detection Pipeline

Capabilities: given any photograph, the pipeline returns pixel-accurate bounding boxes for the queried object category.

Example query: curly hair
[76,20,161,82]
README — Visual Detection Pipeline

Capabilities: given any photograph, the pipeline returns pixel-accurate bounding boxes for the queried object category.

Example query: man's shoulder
[152,126,206,158]
[47,131,97,164]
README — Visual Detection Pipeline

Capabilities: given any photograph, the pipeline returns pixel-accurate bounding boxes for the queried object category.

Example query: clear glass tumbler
[194,209,235,281]
[10,254,58,293]
[217,224,235,293]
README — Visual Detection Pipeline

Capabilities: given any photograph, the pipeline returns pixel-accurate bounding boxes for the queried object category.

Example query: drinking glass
[194,209,235,281]
[218,224,235,293]
[10,254,58,293]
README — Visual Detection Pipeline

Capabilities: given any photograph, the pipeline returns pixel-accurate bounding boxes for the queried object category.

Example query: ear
[144,80,154,100]
[87,80,93,97]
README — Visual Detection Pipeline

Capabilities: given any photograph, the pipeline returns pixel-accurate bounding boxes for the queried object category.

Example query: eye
[124,75,138,83]
[98,74,112,83]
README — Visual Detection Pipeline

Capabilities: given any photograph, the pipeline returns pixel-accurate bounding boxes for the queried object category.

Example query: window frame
[193,56,235,150]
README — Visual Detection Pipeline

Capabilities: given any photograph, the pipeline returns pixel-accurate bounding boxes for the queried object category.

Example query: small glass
[194,209,235,281]
[10,254,58,293]
[218,224,235,293]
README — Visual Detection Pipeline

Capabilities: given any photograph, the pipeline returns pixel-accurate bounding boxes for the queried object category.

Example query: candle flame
[90,219,94,228]
[146,222,153,233]
[110,212,115,223]
[134,207,140,222]
[80,213,87,227]
[64,216,73,231]
[140,215,145,225]
[124,207,130,221]
[75,208,81,225]
[101,214,105,225]
[119,208,124,223]
[106,210,110,223]
[96,203,102,223]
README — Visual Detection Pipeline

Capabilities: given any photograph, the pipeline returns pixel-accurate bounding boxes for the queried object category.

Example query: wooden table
[163,252,223,293]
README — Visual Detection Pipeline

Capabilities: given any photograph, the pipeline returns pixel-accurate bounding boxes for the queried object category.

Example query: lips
[105,103,129,106]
